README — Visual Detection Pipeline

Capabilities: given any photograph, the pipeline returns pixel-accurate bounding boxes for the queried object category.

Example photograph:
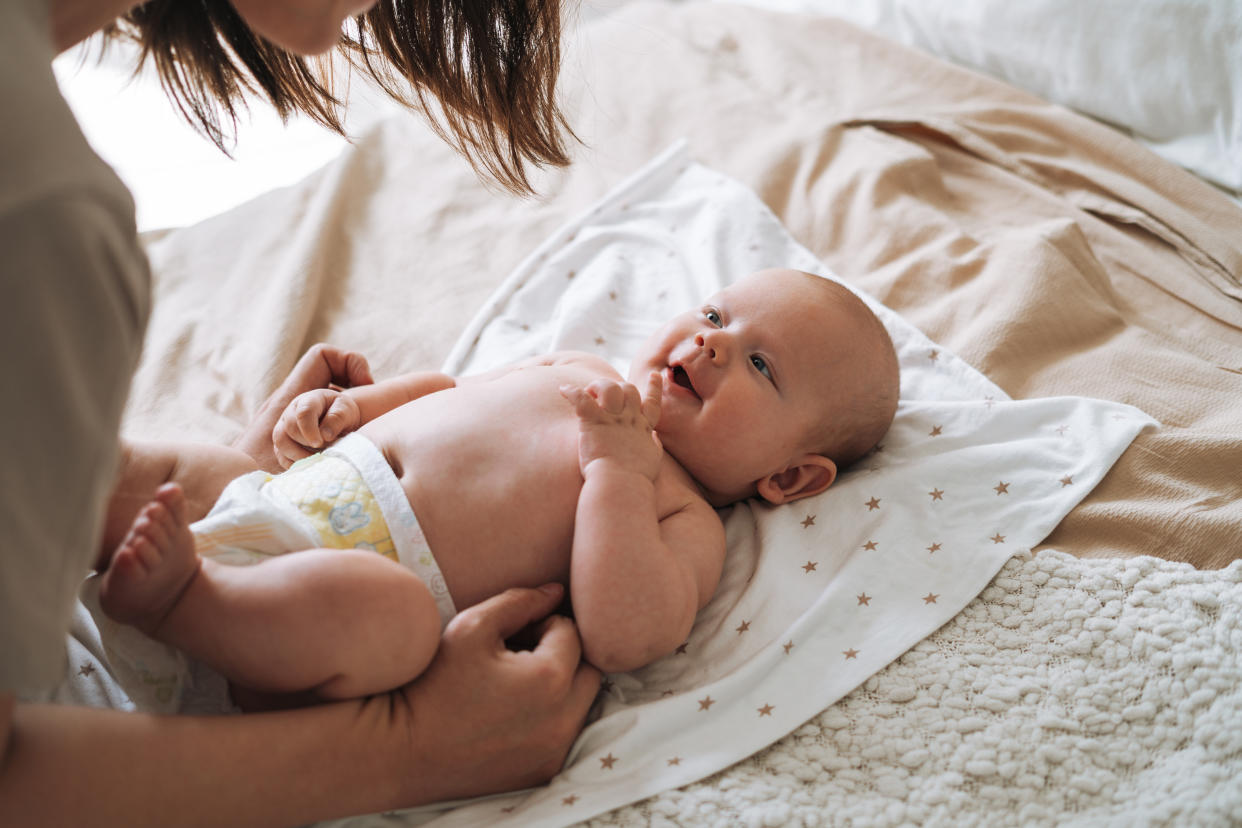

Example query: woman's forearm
[1,695,413,828]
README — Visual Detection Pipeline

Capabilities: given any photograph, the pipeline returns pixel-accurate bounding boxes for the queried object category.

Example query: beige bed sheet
[133,3,1242,569]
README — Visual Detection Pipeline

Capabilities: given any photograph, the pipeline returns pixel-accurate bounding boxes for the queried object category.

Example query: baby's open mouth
[670,364,699,399]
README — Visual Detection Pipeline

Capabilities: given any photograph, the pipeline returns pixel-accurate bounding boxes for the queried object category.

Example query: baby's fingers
[272,421,312,469]
[320,396,358,443]
[292,393,329,448]
[642,371,662,428]
[595,380,632,415]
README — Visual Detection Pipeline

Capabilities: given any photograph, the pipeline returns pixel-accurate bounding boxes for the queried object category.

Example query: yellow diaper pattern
[264,453,399,562]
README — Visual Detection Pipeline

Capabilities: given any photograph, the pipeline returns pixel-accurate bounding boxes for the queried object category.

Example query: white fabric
[0,0,150,697]
[336,143,1151,826]
[720,0,1242,200]
[588,550,1242,826]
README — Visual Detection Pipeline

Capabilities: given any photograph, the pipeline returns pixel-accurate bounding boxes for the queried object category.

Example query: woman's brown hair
[105,0,574,195]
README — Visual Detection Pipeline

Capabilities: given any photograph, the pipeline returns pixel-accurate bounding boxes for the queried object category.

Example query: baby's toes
[115,528,157,572]
[134,505,173,553]
[153,482,188,526]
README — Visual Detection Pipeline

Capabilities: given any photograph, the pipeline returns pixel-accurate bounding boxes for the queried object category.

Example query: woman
[0,0,599,823]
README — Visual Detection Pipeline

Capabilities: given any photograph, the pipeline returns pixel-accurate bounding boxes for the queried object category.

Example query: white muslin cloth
[335,143,1152,826]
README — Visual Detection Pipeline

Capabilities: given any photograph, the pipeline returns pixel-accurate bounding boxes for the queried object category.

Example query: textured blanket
[586,550,1242,826]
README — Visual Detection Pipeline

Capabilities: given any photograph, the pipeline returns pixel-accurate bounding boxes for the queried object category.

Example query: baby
[99,268,900,703]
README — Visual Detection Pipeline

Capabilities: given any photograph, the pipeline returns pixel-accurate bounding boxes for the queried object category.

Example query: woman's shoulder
[0,0,136,225]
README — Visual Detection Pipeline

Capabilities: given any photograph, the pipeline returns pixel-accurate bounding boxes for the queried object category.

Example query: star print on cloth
[995,481,1010,495]
[431,143,1154,828]
[600,754,618,770]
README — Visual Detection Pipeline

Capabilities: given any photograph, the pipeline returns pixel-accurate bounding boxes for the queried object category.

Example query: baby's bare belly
[359,364,604,610]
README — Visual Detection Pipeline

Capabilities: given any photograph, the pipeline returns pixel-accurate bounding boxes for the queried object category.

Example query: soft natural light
[52,39,394,232]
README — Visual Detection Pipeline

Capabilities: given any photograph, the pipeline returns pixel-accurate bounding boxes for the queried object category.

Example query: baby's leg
[104,490,443,699]
[98,440,259,570]
[169,550,444,699]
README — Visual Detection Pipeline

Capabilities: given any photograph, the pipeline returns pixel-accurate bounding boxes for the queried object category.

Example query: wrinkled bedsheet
[135,3,1242,570]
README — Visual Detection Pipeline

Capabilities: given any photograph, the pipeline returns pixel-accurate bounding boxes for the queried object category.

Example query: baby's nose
[694,332,722,362]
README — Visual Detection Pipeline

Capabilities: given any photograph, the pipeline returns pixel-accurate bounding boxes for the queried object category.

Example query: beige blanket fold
[134,2,1241,568]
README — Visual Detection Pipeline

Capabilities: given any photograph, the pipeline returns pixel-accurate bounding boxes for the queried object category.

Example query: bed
[60,1,1242,825]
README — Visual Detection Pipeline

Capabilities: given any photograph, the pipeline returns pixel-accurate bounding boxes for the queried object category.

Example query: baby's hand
[560,373,663,482]
[272,388,362,468]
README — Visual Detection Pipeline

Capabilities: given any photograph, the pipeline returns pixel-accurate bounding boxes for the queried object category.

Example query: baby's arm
[274,370,455,467]
[561,376,725,674]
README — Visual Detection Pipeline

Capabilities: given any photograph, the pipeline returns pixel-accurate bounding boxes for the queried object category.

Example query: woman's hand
[232,344,373,472]
[395,583,602,802]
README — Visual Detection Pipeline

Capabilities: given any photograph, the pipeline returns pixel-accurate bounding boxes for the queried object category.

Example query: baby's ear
[756,454,837,505]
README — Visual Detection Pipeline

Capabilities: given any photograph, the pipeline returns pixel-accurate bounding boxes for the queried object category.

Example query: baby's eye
[704,308,722,326]
[750,355,772,380]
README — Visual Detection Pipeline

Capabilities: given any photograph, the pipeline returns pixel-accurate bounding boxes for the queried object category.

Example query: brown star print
[929,488,945,501]
[600,754,618,770]
[802,561,818,573]
[926,542,941,553]
[994,481,1010,495]
[843,648,859,660]
[758,704,774,717]
[675,643,689,655]
[801,515,816,528]
[1060,476,1073,487]
[923,593,938,604]
[930,425,943,437]
[594,336,606,346]
[857,593,871,606]
[862,540,878,551]
[78,663,96,677]
[929,349,940,361]
[783,641,794,654]
[698,696,715,711]
[866,496,881,510]
[667,757,681,766]
[735,620,751,634]
[562,795,579,806]
[991,533,1006,544]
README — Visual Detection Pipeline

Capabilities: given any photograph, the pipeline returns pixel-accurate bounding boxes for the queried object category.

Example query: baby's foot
[99,482,200,636]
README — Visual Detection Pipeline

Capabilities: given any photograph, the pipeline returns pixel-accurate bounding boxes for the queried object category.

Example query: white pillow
[718,0,1242,199]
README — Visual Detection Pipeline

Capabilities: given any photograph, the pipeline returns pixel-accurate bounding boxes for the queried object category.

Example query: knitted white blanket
[586,550,1242,826]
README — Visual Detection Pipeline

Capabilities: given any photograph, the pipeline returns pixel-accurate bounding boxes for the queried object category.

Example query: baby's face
[629,269,857,505]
